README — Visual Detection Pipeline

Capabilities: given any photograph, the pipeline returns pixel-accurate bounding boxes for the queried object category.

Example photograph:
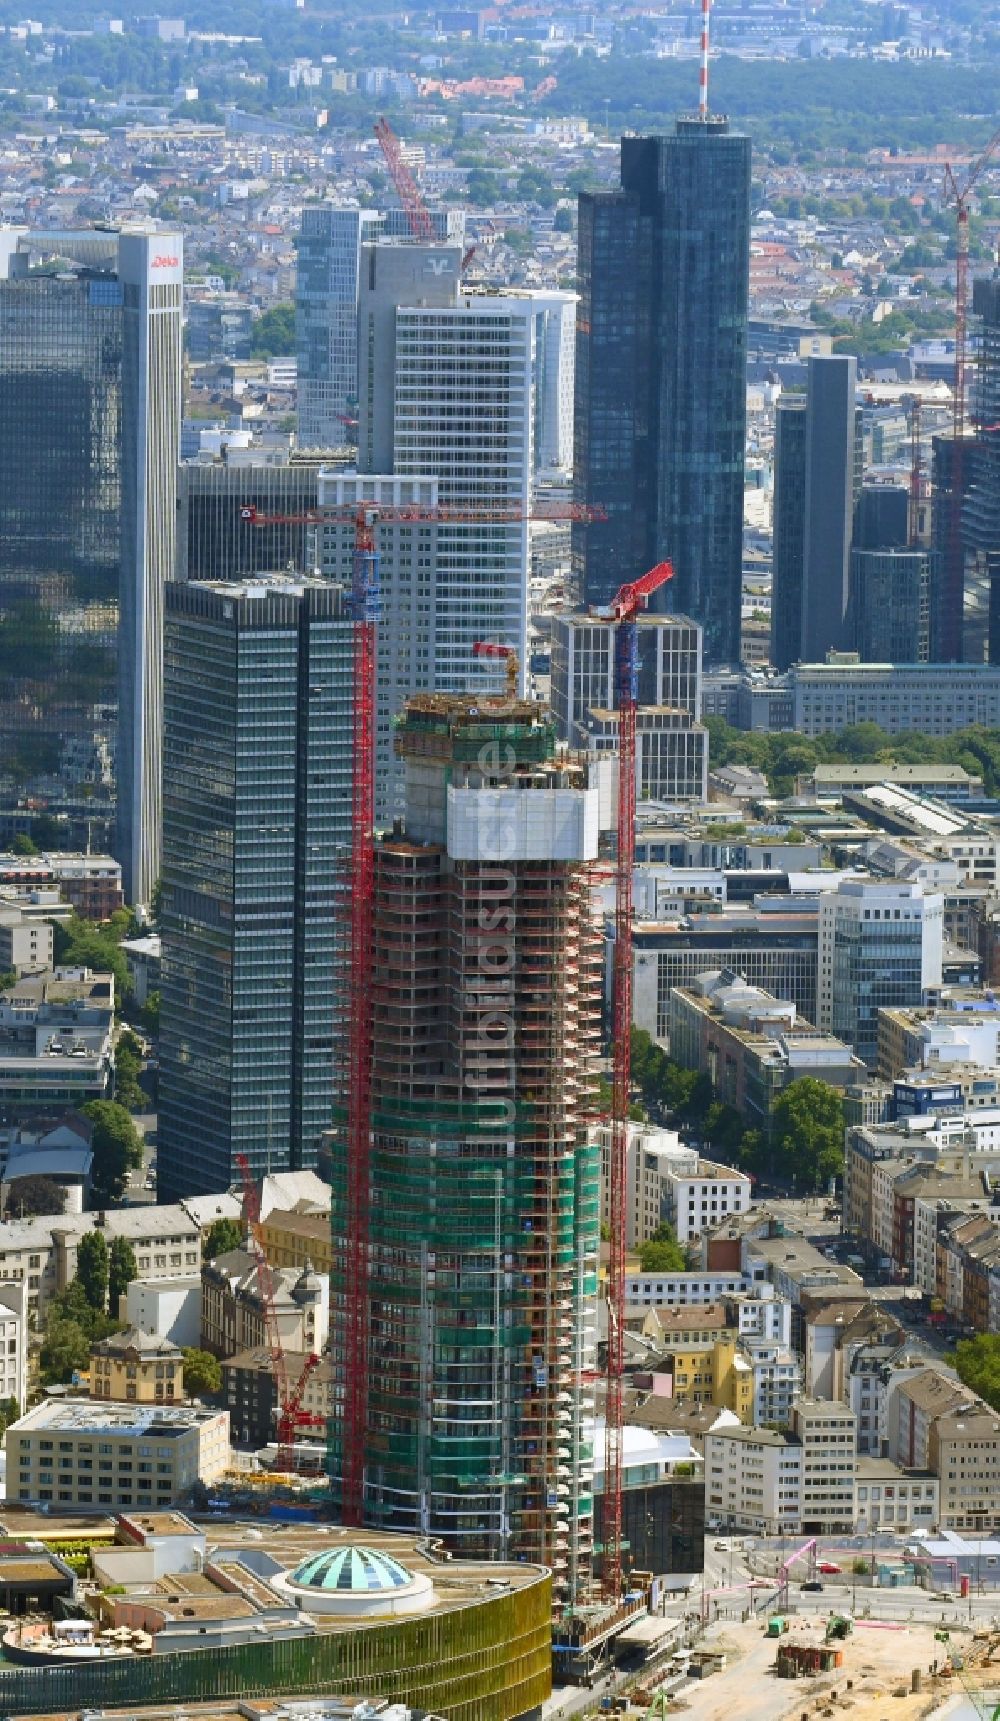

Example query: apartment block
[598,1121,750,1248]
[0,1205,202,1324]
[854,1458,939,1532]
[932,1404,1000,1533]
[704,1398,857,1536]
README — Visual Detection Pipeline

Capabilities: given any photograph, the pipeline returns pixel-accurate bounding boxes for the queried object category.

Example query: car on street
[802,1581,824,1592]
[818,1562,842,1575]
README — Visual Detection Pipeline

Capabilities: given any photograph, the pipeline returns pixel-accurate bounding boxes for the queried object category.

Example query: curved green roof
[288,1545,415,1594]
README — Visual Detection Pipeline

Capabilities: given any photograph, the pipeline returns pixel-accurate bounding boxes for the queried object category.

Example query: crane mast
[242,495,607,1524]
[598,560,673,1599]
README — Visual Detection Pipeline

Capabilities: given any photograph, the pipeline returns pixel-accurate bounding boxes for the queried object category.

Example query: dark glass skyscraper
[574,119,750,665]
[770,355,861,666]
[0,268,121,803]
[159,576,352,1201]
[0,228,182,906]
[770,397,807,671]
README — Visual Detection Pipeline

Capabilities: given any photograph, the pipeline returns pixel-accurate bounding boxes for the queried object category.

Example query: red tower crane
[241,494,607,1526]
[939,129,1000,657]
[471,638,519,697]
[595,560,674,1600]
[374,116,435,243]
[375,115,477,272]
[236,1154,324,1471]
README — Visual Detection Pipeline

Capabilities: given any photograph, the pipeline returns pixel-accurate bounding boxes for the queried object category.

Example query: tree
[40,1317,91,1386]
[10,832,37,856]
[182,1348,222,1398]
[77,1230,109,1313]
[0,1396,19,1437]
[141,989,161,1035]
[204,1217,243,1260]
[250,302,295,358]
[53,912,132,1002]
[4,1175,66,1219]
[114,1029,145,1112]
[81,1100,143,1206]
[770,1078,845,1191]
[553,206,573,232]
[954,1333,1000,1410]
[638,1225,687,1273]
[108,1236,137,1311]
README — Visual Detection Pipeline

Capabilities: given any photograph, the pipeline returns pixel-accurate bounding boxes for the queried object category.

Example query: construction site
[325,686,603,1601]
[626,1614,1000,1721]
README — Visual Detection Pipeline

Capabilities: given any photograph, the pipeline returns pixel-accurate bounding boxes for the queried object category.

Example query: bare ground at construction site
[669,1616,977,1721]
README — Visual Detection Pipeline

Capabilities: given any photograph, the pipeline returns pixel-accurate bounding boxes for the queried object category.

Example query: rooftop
[10,1400,224,1437]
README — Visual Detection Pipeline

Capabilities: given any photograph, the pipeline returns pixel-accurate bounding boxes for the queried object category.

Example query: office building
[0,227,182,907]
[186,296,253,363]
[791,659,1000,737]
[327,690,601,1602]
[631,905,820,1042]
[772,356,859,665]
[817,879,944,1067]
[770,397,806,670]
[176,458,320,582]
[850,547,931,663]
[295,205,464,446]
[320,246,566,821]
[159,577,352,1201]
[968,276,1000,663]
[574,122,751,662]
[668,969,866,1131]
[550,612,707,801]
[853,483,910,553]
[6,1399,230,1510]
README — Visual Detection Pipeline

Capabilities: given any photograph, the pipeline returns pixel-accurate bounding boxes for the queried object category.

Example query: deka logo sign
[151,254,179,269]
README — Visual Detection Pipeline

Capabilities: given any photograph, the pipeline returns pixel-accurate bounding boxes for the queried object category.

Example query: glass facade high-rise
[770,398,807,671]
[176,459,321,582]
[0,227,182,906]
[295,205,465,448]
[0,266,121,810]
[574,119,751,665]
[158,576,352,1202]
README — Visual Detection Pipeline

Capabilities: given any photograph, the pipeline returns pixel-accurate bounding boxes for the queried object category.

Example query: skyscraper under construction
[327,690,602,1604]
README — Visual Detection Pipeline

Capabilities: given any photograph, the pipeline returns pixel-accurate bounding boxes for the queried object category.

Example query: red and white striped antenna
[698,0,712,116]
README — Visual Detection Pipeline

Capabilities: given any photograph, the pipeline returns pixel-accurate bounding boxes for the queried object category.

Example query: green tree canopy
[40,1317,92,1386]
[108,1236,137,1311]
[250,302,295,357]
[770,1078,845,1191]
[954,1333,1000,1411]
[77,1230,109,1312]
[204,1217,243,1260]
[114,1029,145,1112]
[81,1100,144,1206]
[4,1174,66,1219]
[182,1348,222,1398]
[638,1223,687,1273]
[53,910,132,1001]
